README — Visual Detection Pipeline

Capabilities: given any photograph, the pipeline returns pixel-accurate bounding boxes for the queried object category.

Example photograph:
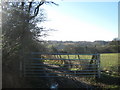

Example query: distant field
[100,53,119,72]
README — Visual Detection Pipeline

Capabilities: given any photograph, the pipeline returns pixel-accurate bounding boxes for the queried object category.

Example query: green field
[100,53,119,72]
[43,53,119,72]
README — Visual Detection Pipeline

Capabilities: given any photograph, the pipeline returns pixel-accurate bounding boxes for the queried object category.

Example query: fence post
[97,54,101,78]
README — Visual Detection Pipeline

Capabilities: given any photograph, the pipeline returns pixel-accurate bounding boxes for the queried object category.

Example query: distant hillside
[46,40,109,47]
[45,40,110,52]
[43,40,119,53]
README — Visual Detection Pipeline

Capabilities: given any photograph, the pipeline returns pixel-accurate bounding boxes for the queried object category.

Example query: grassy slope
[100,53,119,71]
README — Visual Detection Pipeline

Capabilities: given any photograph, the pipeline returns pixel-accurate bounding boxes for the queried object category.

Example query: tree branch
[34,2,44,16]
[29,2,44,20]
[28,0,34,14]
[28,2,32,13]
[21,2,25,10]
[45,1,59,6]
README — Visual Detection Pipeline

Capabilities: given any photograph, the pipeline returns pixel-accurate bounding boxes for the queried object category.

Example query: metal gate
[21,53,100,78]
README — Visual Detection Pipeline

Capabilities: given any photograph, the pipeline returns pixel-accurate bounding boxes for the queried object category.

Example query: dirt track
[23,61,97,88]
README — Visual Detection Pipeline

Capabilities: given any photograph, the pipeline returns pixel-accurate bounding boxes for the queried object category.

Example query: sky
[39,1,118,41]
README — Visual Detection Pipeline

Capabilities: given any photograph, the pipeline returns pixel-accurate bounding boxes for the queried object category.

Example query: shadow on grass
[95,72,120,85]
[23,64,96,88]
[25,76,95,89]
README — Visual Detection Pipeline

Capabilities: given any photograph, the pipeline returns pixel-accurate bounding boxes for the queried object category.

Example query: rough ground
[22,62,97,89]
